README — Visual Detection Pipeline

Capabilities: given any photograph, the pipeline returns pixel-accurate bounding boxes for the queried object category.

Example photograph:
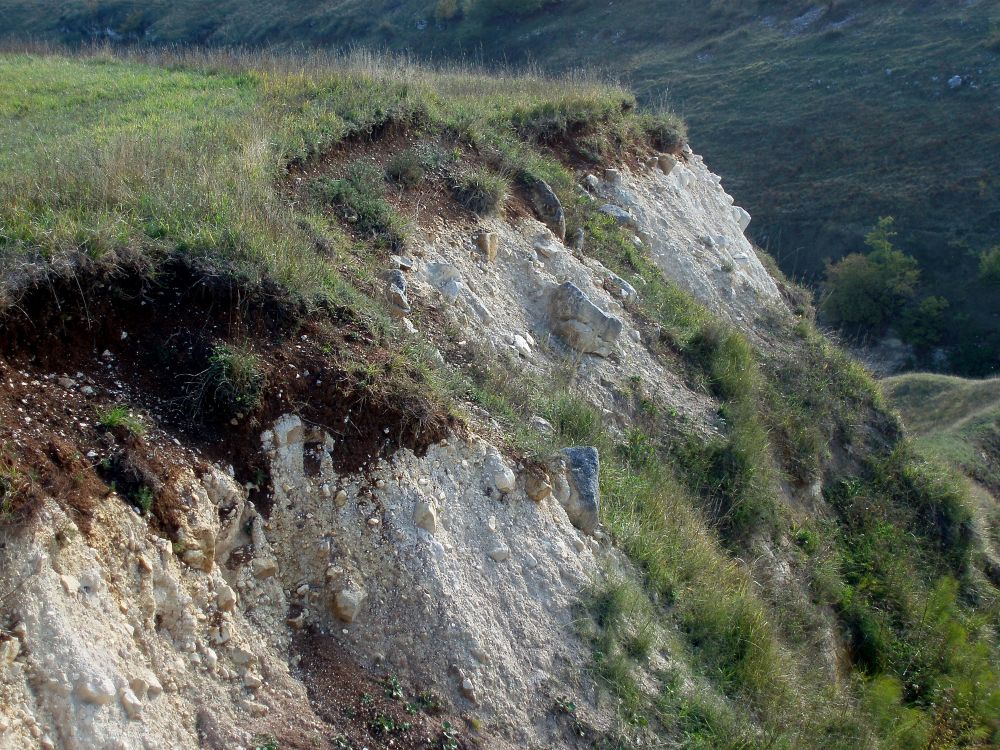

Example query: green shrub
[385,149,425,188]
[451,166,508,215]
[821,217,921,331]
[898,295,950,350]
[134,485,155,514]
[433,0,461,21]
[466,0,552,22]
[640,112,687,153]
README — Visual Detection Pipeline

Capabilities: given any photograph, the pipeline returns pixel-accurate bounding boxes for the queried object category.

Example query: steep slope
[1,50,998,750]
[2,1,999,373]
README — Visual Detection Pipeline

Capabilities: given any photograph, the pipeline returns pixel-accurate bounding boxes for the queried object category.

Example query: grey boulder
[548,282,623,357]
[554,447,600,534]
[530,179,566,241]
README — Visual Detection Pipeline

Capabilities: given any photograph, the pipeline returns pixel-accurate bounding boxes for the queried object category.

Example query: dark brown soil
[0,257,453,532]
[287,628,485,750]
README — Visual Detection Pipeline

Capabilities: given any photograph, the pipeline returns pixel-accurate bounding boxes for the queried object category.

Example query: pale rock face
[262,415,606,748]
[594,157,782,325]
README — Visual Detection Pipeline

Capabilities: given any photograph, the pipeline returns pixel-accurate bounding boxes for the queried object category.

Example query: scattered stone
[332,587,367,623]
[119,688,143,720]
[182,549,207,571]
[465,290,494,324]
[57,377,76,389]
[128,677,150,701]
[533,235,562,259]
[243,672,263,690]
[428,262,463,303]
[599,204,634,227]
[80,385,96,397]
[0,638,20,666]
[252,557,278,579]
[512,335,532,358]
[203,648,218,670]
[488,543,511,562]
[401,317,418,335]
[75,676,116,706]
[603,272,637,302]
[548,282,623,357]
[460,677,477,702]
[384,269,411,319]
[524,472,553,502]
[948,74,962,90]
[146,675,163,699]
[414,500,438,534]
[583,174,599,191]
[657,154,677,175]
[572,227,585,254]
[487,455,517,495]
[529,179,566,240]
[605,168,622,185]
[59,574,79,595]
[556,447,601,534]
[242,699,269,717]
[230,648,254,671]
[334,489,348,507]
[390,254,414,271]
[530,416,555,435]
[475,230,499,262]
[732,205,751,232]
[216,583,238,612]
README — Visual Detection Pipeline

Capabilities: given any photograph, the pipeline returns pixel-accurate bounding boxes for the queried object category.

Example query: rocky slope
[0,150,780,749]
[1,50,997,750]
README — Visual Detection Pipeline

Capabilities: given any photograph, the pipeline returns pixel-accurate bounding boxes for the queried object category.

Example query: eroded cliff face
[0,150,786,750]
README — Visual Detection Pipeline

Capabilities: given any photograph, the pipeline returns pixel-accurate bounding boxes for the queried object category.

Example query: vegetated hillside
[883,374,1000,494]
[1,1,999,374]
[0,48,998,750]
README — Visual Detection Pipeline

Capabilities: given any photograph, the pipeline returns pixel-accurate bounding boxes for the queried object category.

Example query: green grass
[98,405,147,436]
[450,165,509,216]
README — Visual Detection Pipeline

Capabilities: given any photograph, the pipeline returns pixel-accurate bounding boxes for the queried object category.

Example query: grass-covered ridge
[0,47,681,306]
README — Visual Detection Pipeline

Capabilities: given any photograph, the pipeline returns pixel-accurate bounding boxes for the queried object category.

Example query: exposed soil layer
[0,258,453,529]
[292,629,484,750]
[284,126,533,239]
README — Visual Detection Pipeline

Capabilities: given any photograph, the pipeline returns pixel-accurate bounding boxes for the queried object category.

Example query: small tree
[821,217,920,331]
[979,245,1000,286]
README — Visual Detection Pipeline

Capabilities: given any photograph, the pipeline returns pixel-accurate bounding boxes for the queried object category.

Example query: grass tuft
[451,165,509,216]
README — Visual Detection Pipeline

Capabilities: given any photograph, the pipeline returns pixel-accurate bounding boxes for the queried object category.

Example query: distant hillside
[2,0,999,374]
[883,373,1000,493]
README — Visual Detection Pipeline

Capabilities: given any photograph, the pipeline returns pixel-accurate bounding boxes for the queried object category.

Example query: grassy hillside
[883,374,1000,493]
[1,49,998,749]
[4,0,998,373]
